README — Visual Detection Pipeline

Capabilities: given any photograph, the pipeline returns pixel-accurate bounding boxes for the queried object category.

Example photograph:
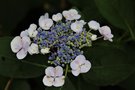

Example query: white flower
[70,55,91,76]
[52,13,62,22]
[88,20,100,30]
[79,20,86,25]
[20,30,28,37]
[99,26,114,42]
[39,13,53,30]
[71,20,85,33]
[41,48,50,54]
[43,66,65,87]
[62,9,81,20]
[28,43,39,55]
[27,24,38,38]
[10,36,31,59]
[20,24,38,38]
[91,34,97,41]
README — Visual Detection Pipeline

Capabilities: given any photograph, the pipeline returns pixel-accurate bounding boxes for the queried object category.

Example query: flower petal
[28,24,37,37]
[44,13,49,19]
[52,13,62,22]
[88,20,100,30]
[55,66,63,77]
[99,26,113,42]
[71,69,80,76]
[62,9,81,20]
[45,67,55,77]
[71,21,83,33]
[22,36,31,52]
[11,36,22,53]
[99,26,111,35]
[80,60,91,73]
[75,55,86,65]
[70,60,79,70]
[41,48,50,54]
[22,36,31,46]
[53,76,65,87]
[43,76,54,87]
[91,34,97,41]
[28,43,39,55]
[16,49,27,59]
[39,14,53,30]
[20,30,28,37]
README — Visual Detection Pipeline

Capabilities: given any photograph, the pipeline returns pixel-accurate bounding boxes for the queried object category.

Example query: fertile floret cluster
[10,9,113,87]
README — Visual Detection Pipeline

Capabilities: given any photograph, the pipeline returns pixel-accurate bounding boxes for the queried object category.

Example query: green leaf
[0,76,9,90]
[10,80,31,90]
[84,64,135,86]
[0,78,31,90]
[74,75,100,90]
[83,43,135,85]
[0,37,48,78]
[119,72,135,90]
[118,42,135,90]
[94,0,135,39]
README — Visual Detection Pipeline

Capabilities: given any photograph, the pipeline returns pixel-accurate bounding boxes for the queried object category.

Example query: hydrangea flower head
[10,9,114,88]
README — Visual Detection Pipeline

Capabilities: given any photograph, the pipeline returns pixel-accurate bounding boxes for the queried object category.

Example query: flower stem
[65,64,69,78]
[21,60,47,68]
[97,36,103,39]
[4,78,13,90]
[60,64,69,90]
[124,19,135,40]
[4,57,47,68]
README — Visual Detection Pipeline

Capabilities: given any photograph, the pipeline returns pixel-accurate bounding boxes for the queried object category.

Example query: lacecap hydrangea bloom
[10,9,113,87]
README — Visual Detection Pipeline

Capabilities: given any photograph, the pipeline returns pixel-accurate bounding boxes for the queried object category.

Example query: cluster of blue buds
[10,9,113,87]
[32,21,91,66]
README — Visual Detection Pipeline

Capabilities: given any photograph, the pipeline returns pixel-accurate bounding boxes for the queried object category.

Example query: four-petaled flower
[20,24,38,38]
[62,9,81,20]
[99,26,114,42]
[39,13,53,30]
[52,13,62,22]
[43,66,65,87]
[70,55,91,76]
[90,34,97,41]
[10,36,31,59]
[88,20,100,30]
[28,43,39,55]
[27,24,38,38]
[71,20,86,33]
[41,48,50,54]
